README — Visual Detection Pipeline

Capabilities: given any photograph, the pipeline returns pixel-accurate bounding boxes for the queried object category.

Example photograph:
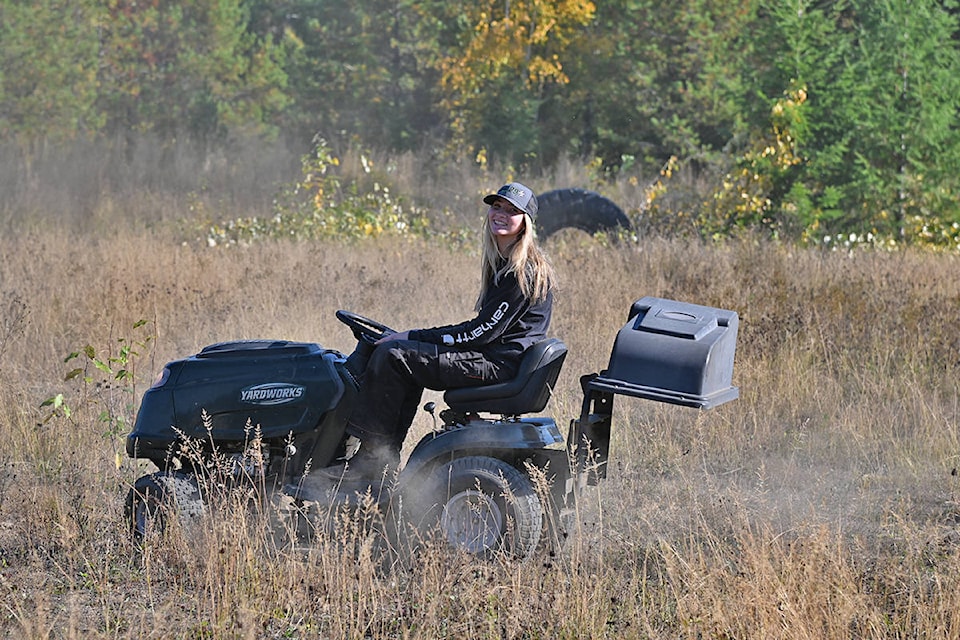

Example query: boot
[313,439,400,482]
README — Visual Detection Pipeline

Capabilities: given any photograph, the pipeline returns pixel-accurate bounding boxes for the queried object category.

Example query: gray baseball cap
[483,182,538,222]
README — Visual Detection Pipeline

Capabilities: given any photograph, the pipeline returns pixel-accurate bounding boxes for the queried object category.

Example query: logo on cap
[502,185,526,199]
[484,181,537,221]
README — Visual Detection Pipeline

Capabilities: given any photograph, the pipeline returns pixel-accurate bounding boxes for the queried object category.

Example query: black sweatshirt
[409,269,552,361]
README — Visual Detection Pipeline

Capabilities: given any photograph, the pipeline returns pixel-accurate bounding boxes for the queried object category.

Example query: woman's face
[487,197,526,241]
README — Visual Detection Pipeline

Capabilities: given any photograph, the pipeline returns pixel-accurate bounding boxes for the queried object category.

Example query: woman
[320,181,556,482]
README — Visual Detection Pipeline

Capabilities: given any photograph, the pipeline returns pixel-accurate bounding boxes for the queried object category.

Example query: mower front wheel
[125,471,205,541]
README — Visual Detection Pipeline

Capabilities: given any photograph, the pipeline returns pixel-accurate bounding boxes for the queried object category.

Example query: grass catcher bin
[569,296,740,484]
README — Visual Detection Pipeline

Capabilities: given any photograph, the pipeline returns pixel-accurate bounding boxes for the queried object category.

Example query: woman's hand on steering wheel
[335,310,396,346]
[375,330,409,345]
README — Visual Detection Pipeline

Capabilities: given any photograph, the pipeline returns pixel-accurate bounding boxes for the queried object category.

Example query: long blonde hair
[477,213,555,309]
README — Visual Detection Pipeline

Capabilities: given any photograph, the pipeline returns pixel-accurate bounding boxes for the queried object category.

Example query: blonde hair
[477,213,555,309]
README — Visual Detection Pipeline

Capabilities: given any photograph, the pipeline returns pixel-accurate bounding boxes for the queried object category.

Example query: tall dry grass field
[1,205,960,638]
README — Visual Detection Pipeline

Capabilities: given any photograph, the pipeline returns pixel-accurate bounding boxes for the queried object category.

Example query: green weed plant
[206,137,433,246]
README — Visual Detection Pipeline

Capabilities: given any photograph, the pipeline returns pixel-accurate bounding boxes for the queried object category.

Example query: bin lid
[636,305,718,340]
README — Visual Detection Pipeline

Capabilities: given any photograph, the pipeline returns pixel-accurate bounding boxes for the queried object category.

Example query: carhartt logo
[453,301,510,344]
[240,383,305,406]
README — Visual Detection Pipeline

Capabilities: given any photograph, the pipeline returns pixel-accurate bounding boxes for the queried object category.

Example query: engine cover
[126,340,352,461]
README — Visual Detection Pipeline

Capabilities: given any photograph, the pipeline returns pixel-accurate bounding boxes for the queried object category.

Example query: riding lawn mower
[125,296,739,558]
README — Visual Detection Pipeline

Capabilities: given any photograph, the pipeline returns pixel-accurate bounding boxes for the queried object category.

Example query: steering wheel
[336,310,395,346]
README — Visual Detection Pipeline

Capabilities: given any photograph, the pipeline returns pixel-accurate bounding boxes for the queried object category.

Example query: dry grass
[2,197,960,638]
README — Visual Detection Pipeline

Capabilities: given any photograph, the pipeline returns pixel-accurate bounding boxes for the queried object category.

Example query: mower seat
[443,338,567,416]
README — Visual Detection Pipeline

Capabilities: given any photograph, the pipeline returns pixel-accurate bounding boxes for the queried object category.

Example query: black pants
[346,340,518,449]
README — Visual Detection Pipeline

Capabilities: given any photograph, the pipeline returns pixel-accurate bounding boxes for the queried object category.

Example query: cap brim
[483,193,526,212]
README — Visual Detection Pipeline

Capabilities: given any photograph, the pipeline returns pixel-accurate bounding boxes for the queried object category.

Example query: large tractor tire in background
[535,188,631,240]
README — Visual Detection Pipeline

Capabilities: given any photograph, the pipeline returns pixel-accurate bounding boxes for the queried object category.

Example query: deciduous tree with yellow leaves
[436,0,596,167]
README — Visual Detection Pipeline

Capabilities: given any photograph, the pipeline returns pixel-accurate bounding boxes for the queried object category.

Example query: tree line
[2,0,959,245]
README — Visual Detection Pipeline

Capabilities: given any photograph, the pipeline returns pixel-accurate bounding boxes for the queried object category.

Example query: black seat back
[443,338,567,415]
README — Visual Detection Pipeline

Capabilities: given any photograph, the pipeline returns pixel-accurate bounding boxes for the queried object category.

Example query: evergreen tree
[731,0,853,236]
[556,0,756,171]
[268,0,439,152]
[839,0,960,236]
[0,0,101,179]
[96,0,288,152]
[703,0,960,242]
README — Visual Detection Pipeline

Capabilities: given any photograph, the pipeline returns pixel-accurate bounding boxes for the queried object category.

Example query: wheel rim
[440,489,504,554]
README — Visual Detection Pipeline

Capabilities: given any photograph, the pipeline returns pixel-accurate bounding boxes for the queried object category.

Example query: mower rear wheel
[415,456,543,558]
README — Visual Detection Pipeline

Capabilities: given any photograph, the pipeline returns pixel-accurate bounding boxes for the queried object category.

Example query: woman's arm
[408,272,528,349]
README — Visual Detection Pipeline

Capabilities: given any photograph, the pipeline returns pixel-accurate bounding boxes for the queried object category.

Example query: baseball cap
[483,182,538,222]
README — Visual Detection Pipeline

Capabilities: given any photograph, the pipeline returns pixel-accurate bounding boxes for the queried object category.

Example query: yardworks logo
[240,383,305,406]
